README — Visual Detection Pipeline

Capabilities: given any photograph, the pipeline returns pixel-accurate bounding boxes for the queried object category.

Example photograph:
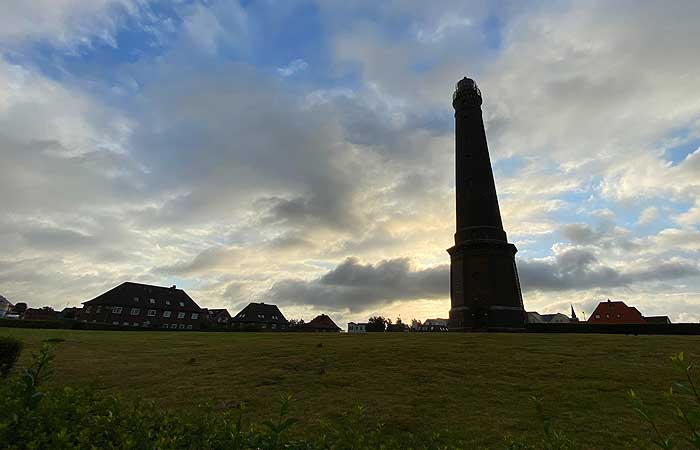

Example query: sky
[1,0,700,325]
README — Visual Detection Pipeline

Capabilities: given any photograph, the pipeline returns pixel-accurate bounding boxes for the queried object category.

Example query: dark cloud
[265,257,448,312]
[519,248,699,292]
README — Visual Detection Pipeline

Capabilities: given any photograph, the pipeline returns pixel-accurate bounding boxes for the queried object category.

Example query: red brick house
[587,300,646,324]
[230,302,288,331]
[81,282,205,330]
[205,308,231,325]
[301,314,341,332]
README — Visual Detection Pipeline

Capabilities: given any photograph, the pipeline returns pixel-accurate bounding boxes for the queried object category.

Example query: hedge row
[526,322,700,335]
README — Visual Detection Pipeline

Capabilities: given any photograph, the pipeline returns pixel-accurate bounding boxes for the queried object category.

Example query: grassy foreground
[3,329,700,449]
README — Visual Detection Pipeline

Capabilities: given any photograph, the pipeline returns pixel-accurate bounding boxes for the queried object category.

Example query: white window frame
[179,302,185,307]
[178,312,185,319]
[163,311,171,318]
[163,324,169,329]
[133,297,139,302]
[112,306,123,314]
[148,309,156,317]
[191,313,198,320]
[179,324,185,329]
[165,300,171,305]
[187,324,193,330]
[130,308,140,316]
[149,298,156,304]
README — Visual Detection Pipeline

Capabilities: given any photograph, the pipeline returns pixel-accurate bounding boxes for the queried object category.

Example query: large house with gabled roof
[81,282,205,330]
[230,302,288,331]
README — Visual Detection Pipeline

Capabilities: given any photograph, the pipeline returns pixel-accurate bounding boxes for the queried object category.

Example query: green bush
[0,335,22,377]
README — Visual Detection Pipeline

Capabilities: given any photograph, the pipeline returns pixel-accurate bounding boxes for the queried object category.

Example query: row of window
[237,313,281,320]
[594,313,623,319]
[110,321,193,330]
[131,297,185,307]
[109,306,198,320]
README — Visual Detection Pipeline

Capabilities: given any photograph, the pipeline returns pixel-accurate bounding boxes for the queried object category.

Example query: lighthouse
[448,77,525,331]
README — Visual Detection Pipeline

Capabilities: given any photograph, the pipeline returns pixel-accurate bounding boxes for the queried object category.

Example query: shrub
[0,335,22,377]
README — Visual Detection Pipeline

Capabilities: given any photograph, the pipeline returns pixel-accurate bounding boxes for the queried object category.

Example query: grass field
[3,328,700,449]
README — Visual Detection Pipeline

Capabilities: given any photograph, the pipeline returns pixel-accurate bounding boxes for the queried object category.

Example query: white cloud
[277,59,309,77]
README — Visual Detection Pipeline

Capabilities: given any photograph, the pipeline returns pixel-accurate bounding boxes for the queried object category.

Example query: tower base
[447,240,526,331]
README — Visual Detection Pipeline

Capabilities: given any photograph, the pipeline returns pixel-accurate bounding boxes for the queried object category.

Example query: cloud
[265,257,448,313]
[277,59,308,77]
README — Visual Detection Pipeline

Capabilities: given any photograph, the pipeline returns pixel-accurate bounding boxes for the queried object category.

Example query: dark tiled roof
[303,314,341,331]
[645,315,672,324]
[231,302,287,324]
[83,282,203,312]
[207,308,231,321]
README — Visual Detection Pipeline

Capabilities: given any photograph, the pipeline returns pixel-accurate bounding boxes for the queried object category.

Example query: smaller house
[348,322,367,333]
[527,312,573,324]
[588,299,646,324]
[644,315,672,324]
[0,295,12,319]
[24,307,59,321]
[302,314,341,332]
[59,307,82,320]
[230,302,288,331]
[206,308,232,325]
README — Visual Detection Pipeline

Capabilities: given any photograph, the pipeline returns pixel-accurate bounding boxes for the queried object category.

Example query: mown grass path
[4,329,699,449]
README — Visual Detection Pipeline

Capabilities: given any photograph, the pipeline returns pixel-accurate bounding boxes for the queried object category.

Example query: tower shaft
[448,78,525,331]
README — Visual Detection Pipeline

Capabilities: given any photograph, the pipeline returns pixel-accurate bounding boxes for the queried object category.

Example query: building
[527,312,573,324]
[348,322,367,333]
[645,316,672,324]
[206,308,231,325]
[81,282,206,330]
[302,314,341,332]
[587,300,646,324]
[59,307,82,320]
[448,77,525,331]
[0,295,12,319]
[230,302,288,331]
[24,307,59,321]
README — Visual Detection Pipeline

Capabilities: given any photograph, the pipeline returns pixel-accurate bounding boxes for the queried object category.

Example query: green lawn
[3,328,699,449]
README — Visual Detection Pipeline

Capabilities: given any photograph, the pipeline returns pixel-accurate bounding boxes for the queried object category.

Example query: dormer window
[179,302,185,307]
[257,314,265,319]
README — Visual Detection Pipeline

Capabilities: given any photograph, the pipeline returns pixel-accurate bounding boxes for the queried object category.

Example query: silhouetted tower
[448,77,525,331]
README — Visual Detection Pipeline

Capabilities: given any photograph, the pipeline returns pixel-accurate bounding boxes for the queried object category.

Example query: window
[179,324,185,329]
[261,324,267,329]
[85,306,92,314]
[122,322,129,326]
[96,306,102,313]
[595,314,601,319]
[163,311,171,318]
[163,324,169,329]
[178,312,185,319]
[132,322,138,327]
[187,325,193,330]
[148,310,156,317]
[133,297,139,302]
[272,324,277,329]
[112,306,123,314]
[281,325,286,330]
[112,321,119,325]
[605,313,610,319]
[179,302,185,307]
[191,313,199,320]
[616,313,622,319]
[165,300,171,305]
[257,314,265,319]
[238,313,246,319]
[271,315,278,320]
[149,298,155,304]
[130,308,141,316]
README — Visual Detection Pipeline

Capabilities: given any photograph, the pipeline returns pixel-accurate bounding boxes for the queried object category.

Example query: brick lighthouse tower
[448,77,525,331]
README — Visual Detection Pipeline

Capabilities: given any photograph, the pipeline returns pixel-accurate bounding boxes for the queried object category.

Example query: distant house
[644,315,672,324]
[24,307,58,321]
[230,302,288,331]
[0,295,12,319]
[302,314,341,332]
[527,312,573,324]
[81,282,206,330]
[59,307,82,320]
[587,300,646,324]
[348,322,367,333]
[415,318,449,332]
[206,308,231,325]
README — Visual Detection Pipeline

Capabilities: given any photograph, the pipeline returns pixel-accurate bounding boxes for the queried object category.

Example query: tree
[366,316,387,332]
[288,319,305,329]
[410,318,422,330]
[387,317,408,332]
